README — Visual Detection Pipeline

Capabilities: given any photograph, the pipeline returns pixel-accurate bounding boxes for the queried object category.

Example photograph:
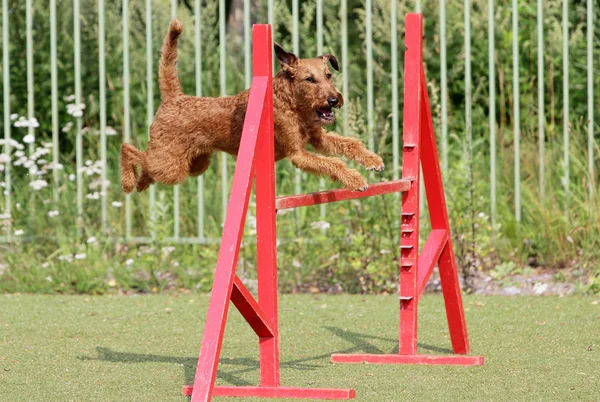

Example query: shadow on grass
[79,346,342,387]
[325,326,454,355]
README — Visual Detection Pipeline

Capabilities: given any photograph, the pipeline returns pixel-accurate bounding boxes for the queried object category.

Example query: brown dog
[120,20,384,194]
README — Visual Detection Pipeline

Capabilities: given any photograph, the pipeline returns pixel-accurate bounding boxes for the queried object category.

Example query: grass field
[1,294,598,401]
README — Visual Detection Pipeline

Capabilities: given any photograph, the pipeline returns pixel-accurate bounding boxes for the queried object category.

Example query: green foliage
[0,0,598,294]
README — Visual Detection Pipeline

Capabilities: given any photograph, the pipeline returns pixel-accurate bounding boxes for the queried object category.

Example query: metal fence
[0,0,598,244]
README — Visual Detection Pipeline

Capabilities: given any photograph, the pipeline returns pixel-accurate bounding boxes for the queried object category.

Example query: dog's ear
[274,42,298,67]
[318,54,339,71]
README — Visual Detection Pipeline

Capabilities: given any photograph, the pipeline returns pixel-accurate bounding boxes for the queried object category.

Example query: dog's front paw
[359,153,385,172]
[342,171,369,192]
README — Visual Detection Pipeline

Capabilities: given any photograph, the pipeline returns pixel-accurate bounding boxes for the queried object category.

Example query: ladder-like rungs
[275,179,412,210]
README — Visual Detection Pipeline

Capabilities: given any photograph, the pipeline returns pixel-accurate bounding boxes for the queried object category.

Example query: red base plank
[330,354,484,366]
[182,385,356,399]
[275,179,412,210]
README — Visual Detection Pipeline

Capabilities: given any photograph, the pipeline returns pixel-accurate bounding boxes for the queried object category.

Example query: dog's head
[274,43,344,126]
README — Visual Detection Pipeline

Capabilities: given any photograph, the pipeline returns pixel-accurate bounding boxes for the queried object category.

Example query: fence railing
[0,0,598,245]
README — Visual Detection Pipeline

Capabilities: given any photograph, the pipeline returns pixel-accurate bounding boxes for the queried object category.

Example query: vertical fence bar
[123,0,132,239]
[268,0,275,75]
[341,0,349,138]
[292,0,301,195]
[440,0,448,175]
[50,0,59,204]
[74,0,83,229]
[537,0,545,203]
[488,0,496,225]
[317,0,326,217]
[99,0,107,233]
[391,0,399,180]
[244,0,251,89]
[465,0,473,224]
[146,0,155,238]
[219,0,228,220]
[562,0,569,210]
[366,0,374,151]
[512,0,520,222]
[417,1,424,214]
[171,0,177,21]
[26,0,34,223]
[171,0,180,239]
[416,0,421,13]
[586,0,594,201]
[2,0,11,238]
[195,0,204,240]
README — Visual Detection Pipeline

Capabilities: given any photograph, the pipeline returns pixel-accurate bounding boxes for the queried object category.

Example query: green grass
[1,294,599,401]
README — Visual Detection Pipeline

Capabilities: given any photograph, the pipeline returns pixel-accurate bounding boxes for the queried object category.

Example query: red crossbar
[275,179,412,210]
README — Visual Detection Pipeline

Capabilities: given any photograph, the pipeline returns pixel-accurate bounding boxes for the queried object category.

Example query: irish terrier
[120,20,384,194]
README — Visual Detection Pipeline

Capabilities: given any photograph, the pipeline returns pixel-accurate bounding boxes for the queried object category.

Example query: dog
[120,19,384,194]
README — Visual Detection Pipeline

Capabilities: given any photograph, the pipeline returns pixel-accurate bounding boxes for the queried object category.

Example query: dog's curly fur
[120,19,384,194]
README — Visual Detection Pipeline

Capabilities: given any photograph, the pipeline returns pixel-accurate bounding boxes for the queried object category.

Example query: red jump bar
[275,179,412,210]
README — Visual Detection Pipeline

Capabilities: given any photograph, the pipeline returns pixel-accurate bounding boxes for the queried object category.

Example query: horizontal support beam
[231,276,274,338]
[331,353,484,366]
[276,179,412,210]
[417,229,448,296]
[182,385,356,399]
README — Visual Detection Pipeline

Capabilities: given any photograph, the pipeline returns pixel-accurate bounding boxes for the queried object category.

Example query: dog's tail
[120,143,146,194]
[159,19,184,102]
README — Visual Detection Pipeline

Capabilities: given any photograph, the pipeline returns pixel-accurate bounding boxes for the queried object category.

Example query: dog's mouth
[316,106,337,124]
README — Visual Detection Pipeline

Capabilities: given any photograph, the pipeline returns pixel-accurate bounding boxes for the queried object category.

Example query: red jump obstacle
[183,13,483,402]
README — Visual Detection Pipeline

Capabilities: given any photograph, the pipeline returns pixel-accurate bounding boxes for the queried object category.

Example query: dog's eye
[306,77,315,83]
[326,73,332,80]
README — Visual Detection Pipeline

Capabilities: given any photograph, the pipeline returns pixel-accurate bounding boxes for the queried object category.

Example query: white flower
[86,192,100,200]
[48,210,59,218]
[86,236,97,244]
[105,126,117,136]
[23,134,35,144]
[59,254,74,262]
[42,262,50,268]
[171,261,180,267]
[292,259,302,268]
[112,201,122,208]
[62,122,73,133]
[310,220,331,231]
[125,258,134,266]
[69,174,76,181]
[64,94,76,102]
[0,154,9,164]
[162,246,176,254]
[43,142,53,149]
[14,229,24,236]
[48,162,63,170]
[45,276,53,282]
[30,180,48,191]
[74,253,86,260]
[66,103,85,117]
[10,113,18,121]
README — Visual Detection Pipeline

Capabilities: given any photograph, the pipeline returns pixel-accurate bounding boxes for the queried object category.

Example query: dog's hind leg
[189,154,212,177]
[136,170,155,192]
[120,143,146,194]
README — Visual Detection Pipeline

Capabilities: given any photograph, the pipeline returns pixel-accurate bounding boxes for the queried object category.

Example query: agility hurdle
[183,14,482,401]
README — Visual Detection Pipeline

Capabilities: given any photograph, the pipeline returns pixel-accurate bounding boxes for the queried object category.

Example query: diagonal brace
[417,229,448,297]
[231,276,275,338]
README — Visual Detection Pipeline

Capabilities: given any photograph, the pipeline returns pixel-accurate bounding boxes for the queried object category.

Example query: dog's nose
[327,97,339,107]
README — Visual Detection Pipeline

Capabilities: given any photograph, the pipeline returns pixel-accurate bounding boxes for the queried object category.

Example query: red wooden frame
[183,14,482,402]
